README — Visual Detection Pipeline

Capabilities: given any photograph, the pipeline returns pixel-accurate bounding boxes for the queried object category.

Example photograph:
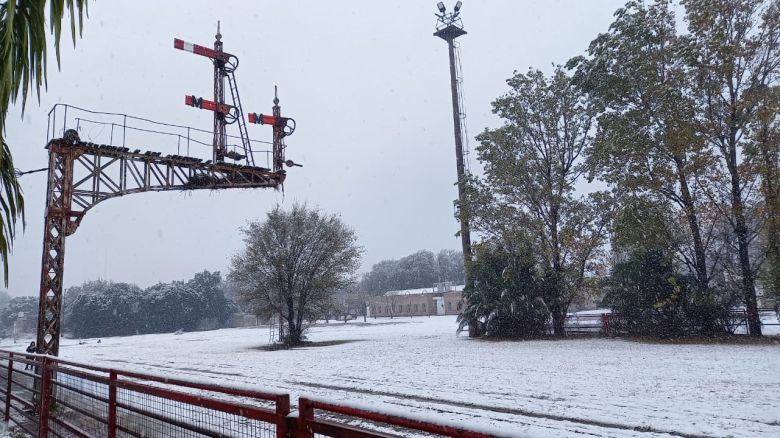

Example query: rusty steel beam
[36,138,285,357]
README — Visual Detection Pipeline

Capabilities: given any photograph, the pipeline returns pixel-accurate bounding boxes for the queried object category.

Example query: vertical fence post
[4,353,13,422]
[108,370,117,438]
[38,358,50,438]
[298,398,314,438]
[275,394,290,438]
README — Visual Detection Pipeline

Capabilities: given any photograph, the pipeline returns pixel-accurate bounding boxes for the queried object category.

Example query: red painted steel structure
[38,28,297,360]
[297,398,496,438]
[248,86,297,172]
[35,138,286,359]
[0,350,499,438]
[185,95,233,114]
[0,349,290,437]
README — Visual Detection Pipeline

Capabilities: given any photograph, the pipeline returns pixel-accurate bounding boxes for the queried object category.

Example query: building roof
[384,284,464,297]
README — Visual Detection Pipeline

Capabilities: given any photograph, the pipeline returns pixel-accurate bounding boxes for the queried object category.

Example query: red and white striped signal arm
[174,38,230,62]
[185,95,233,115]
[247,113,279,126]
[248,112,297,136]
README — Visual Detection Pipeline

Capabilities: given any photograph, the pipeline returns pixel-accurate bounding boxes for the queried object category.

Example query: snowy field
[3,315,780,438]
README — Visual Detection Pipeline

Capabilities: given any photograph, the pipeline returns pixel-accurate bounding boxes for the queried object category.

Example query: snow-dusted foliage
[360,249,465,296]
[229,204,362,346]
[458,237,549,337]
[65,271,234,338]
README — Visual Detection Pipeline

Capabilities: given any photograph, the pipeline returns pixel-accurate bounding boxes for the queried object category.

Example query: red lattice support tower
[36,139,286,357]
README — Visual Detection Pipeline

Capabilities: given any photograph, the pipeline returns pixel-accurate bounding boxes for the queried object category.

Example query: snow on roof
[384,284,464,297]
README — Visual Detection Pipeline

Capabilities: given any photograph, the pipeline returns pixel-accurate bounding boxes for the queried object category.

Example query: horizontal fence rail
[298,398,500,438]
[0,349,501,438]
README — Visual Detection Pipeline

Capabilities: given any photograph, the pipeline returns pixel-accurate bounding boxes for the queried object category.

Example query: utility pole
[434,2,475,335]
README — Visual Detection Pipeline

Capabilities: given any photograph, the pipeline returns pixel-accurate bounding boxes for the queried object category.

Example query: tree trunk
[726,136,762,336]
[674,157,710,291]
[760,131,780,305]
[548,206,567,338]
[551,307,566,337]
[286,297,300,345]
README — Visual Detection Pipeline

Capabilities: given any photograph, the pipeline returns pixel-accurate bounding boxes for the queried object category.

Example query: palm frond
[0,0,88,286]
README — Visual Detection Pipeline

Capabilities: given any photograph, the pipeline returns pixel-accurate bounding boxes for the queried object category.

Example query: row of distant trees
[0,294,37,336]
[359,249,464,296]
[61,271,233,338]
[460,0,780,338]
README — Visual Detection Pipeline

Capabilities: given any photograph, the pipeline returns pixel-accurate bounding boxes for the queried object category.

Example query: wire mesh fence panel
[115,385,277,438]
[2,354,41,437]
[0,352,287,438]
[48,367,110,437]
[0,350,495,438]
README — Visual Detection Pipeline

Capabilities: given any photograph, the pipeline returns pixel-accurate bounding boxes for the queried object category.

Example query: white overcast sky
[4,0,631,296]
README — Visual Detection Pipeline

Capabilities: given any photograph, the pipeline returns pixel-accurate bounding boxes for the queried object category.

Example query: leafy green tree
[360,259,400,296]
[68,282,143,338]
[473,67,611,336]
[0,289,10,309]
[569,0,718,295]
[186,270,233,327]
[752,86,780,309]
[360,249,465,295]
[602,249,737,337]
[682,0,780,336]
[397,250,437,289]
[229,204,362,346]
[0,0,87,284]
[0,295,36,332]
[65,273,234,337]
[61,279,109,331]
[611,197,681,255]
[436,249,465,285]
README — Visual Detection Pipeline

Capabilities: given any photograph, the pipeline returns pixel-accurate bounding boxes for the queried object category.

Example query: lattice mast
[176,22,272,166]
[248,86,299,172]
[213,23,227,163]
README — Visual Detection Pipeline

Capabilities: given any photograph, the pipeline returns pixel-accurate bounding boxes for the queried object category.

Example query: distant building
[368,282,464,318]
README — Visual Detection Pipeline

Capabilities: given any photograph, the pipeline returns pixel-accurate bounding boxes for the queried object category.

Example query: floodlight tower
[434,2,474,318]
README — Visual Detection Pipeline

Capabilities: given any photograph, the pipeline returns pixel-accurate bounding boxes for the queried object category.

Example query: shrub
[602,249,736,337]
[458,239,549,337]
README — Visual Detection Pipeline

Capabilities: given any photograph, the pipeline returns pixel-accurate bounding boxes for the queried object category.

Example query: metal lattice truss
[37,139,285,355]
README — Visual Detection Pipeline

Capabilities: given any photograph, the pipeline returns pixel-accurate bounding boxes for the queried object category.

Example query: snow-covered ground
[3,315,780,437]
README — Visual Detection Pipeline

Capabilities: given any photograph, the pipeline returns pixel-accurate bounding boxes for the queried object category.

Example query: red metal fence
[297,398,494,438]
[0,349,501,438]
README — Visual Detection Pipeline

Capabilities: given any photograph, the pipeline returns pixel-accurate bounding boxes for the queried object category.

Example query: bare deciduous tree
[229,204,362,346]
